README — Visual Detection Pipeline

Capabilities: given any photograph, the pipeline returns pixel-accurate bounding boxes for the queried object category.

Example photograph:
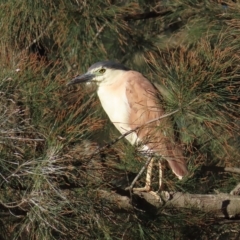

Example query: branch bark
[97,190,240,219]
[202,166,240,174]
[95,109,179,154]
[231,183,240,196]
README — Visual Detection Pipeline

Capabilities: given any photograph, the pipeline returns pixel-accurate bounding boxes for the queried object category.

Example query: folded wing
[125,71,188,178]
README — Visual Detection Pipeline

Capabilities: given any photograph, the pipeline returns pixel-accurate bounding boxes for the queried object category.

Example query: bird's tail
[139,125,188,179]
[165,144,188,179]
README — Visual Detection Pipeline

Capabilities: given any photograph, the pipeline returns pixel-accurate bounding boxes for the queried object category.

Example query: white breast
[97,85,138,145]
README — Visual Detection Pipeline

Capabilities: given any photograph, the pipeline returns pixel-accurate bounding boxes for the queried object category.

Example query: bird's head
[67,61,130,87]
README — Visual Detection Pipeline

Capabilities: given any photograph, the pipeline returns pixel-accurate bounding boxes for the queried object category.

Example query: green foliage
[0,0,240,239]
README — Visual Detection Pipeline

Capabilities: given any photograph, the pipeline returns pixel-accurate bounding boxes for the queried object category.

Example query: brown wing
[125,71,188,178]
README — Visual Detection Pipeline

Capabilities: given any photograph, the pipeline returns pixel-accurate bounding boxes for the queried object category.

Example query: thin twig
[125,157,153,190]
[96,108,179,154]
[25,20,55,51]
[1,136,44,142]
[68,107,178,190]
[13,19,55,67]
[0,199,28,209]
[90,93,203,191]
[89,22,107,48]
[88,109,179,190]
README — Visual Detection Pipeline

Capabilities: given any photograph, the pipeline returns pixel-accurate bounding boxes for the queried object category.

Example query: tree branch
[96,109,179,153]
[125,156,153,190]
[224,167,240,174]
[202,166,240,174]
[89,22,107,48]
[98,190,240,219]
[231,183,240,196]
[97,190,134,211]
[25,19,55,51]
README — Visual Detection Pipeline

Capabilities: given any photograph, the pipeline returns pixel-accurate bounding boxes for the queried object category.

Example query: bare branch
[25,20,55,51]
[125,157,153,190]
[1,136,44,142]
[96,108,179,153]
[202,166,240,175]
[89,22,107,48]
[85,109,179,188]
[224,167,240,174]
[230,183,240,196]
[97,190,134,211]
[98,190,240,219]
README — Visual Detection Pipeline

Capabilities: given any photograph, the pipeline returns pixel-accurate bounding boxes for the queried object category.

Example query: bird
[67,61,188,192]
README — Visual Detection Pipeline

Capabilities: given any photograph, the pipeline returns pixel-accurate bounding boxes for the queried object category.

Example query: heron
[67,61,188,192]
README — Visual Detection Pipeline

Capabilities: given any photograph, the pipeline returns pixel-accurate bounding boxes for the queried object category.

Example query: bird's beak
[67,73,95,86]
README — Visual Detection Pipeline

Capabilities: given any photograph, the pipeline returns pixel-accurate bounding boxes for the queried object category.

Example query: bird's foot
[132,185,151,192]
[132,188,171,203]
[132,186,163,199]
[144,191,171,203]
[126,185,171,203]
[159,191,171,202]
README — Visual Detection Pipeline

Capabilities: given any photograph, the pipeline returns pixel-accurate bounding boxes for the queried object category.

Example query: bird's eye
[99,68,106,74]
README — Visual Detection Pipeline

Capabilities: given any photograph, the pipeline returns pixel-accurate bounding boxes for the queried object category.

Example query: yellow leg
[133,157,154,192]
[157,160,163,192]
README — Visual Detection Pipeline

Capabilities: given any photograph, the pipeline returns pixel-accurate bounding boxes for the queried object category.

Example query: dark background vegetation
[0,0,240,239]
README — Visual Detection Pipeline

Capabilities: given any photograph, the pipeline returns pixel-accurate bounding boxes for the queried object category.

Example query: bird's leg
[133,157,154,192]
[156,160,163,193]
[125,156,153,191]
[156,160,171,202]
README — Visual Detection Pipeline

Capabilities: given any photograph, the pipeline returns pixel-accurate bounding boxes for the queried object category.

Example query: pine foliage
[0,0,240,239]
